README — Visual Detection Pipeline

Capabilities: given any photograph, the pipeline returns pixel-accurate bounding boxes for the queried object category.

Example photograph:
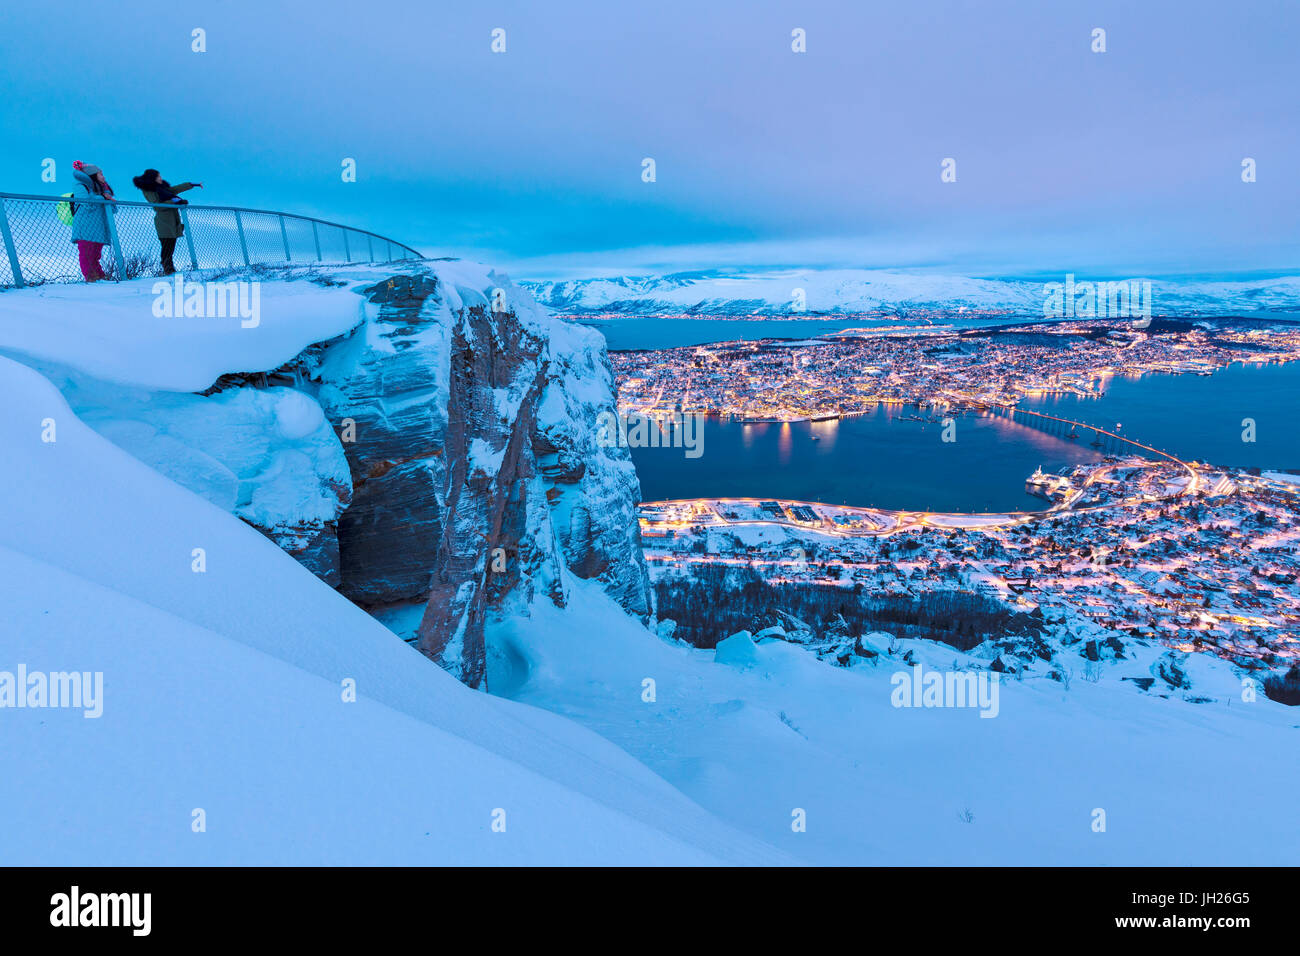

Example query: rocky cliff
[19,262,652,692]
[296,264,653,688]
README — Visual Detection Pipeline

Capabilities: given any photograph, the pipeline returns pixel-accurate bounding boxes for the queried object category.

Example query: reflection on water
[778,422,793,464]
[810,417,839,451]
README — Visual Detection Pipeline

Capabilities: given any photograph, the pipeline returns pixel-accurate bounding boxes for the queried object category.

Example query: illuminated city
[611,318,1300,423]
[618,318,1300,682]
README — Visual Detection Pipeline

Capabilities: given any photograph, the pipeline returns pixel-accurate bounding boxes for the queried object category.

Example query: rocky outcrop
[9,261,652,693]
[299,265,652,688]
[66,263,653,689]
[310,274,451,604]
[532,320,653,619]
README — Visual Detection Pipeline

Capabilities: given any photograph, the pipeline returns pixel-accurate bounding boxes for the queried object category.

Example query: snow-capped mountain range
[522,269,1300,317]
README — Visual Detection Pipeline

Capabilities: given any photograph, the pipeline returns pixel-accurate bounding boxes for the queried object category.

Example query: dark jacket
[132,175,197,239]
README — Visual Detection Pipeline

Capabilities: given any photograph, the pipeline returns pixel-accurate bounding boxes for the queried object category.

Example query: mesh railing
[0,191,422,288]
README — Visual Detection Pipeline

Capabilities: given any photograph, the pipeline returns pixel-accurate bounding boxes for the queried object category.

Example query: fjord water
[584,315,1026,351]
[631,361,1300,512]
[631,405,1098,513]
[1017,361,1300,469]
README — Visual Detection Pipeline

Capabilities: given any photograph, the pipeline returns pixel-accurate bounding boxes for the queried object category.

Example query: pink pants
[76,240,106,281]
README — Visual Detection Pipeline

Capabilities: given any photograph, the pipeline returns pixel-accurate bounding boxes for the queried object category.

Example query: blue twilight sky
[1,0,1296,279]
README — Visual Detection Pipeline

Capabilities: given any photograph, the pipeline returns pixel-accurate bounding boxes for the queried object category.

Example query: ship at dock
[1025,466,1072,501]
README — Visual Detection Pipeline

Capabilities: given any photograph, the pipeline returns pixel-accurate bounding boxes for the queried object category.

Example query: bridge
[981,402,1198,492]
[0,190,422,288]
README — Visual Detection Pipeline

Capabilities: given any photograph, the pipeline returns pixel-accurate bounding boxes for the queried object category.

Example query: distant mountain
[522,269,1300,318]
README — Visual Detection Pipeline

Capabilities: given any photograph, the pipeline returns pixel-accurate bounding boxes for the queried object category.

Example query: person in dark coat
[70,160,117,281]
[132,169,203,275]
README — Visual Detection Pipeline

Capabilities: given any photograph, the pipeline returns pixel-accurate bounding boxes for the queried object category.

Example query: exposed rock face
[259,520,345,588]
[312,274,450,604]
[533,320,654,620]
[305,265,652,688]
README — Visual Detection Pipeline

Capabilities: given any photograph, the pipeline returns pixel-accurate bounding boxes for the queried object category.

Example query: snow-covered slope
[523,269,1300,317]
[494,579,1300,866]
[0,355,783,865]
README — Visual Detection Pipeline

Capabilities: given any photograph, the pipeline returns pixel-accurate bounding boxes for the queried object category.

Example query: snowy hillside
[495,579,1300,865]
[523,269,1300,317]
[0,352,781,865]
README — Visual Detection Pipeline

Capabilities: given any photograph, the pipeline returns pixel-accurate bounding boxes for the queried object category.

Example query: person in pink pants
[70,160,116,281]
[76,240,106,281]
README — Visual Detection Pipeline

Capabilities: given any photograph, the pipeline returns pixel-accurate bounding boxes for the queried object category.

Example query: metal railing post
[279,214,291,263]
[0,199,24,288]
[234,210,250,266]
[311,220,322,261]
[367,235,374,262]
[102,199,126,282]
[386,240,392,262]
[343,229,351,263]
[180,207,199,270]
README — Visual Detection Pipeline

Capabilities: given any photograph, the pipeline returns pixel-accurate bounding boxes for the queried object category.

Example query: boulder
[714,631,761,668]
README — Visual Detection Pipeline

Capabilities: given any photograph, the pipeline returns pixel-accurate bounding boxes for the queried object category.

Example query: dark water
[581,315,1028,351]
[1017,361,1300,470]
[631,361,1300,512]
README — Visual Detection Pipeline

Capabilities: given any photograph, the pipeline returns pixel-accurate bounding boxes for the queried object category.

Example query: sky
[1,0,1296,279]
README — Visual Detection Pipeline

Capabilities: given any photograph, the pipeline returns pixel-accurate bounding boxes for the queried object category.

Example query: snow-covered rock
[304,266,652,687]
[0,263,653,690]
[714,631,761,668]
[25,363,353,584]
